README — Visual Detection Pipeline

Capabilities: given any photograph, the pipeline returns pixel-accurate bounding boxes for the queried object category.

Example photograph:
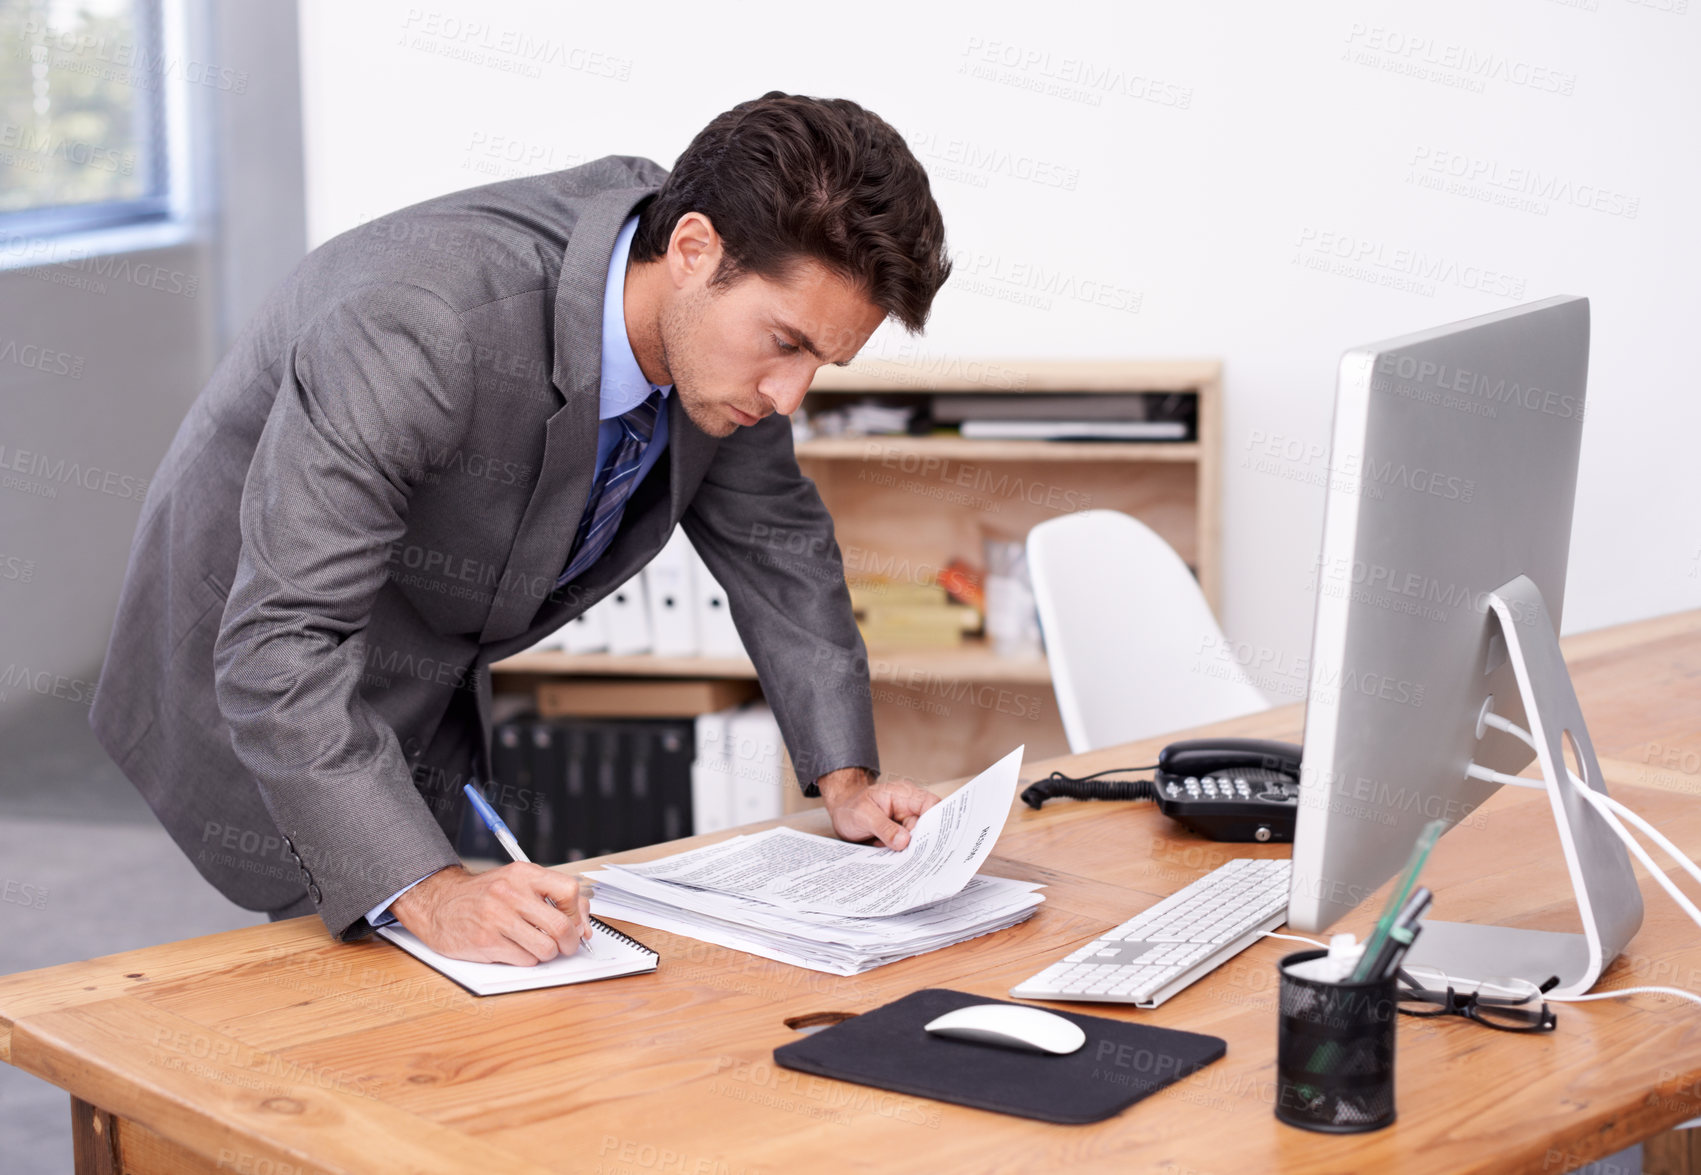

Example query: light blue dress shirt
[366,214,672,929]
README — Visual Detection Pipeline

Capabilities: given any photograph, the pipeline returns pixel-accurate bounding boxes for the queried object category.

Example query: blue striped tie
[556,389,664,587]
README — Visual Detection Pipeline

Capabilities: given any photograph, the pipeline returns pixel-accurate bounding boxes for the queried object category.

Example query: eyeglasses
[1395,966,1559,1033]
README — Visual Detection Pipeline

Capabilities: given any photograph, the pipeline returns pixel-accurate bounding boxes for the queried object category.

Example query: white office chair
[1026,510,1270,753]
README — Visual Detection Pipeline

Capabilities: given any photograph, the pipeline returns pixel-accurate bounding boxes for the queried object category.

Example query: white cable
[1591,790,1701,892]
[1548,987,1701,1008]
[1472,708,1701,1006]
[1261,931,1327,948]
[1575,787,1701,930]
[1477,715,1701,925]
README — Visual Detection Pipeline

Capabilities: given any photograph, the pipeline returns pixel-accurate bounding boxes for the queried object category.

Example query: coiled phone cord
[1020,764,1160,810]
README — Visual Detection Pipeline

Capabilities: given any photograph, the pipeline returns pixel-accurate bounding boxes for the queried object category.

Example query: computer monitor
[1286,294,1642,997]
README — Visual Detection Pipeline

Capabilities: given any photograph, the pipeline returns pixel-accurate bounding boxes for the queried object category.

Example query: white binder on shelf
[603,581,652,656]
[687,543,746,660]
[690,705,737,835]
[561,598,612,654]
[728,704,785,826]
[643,527,699,657]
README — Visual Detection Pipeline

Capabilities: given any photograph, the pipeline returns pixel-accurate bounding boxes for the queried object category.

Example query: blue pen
[463,783,595,956]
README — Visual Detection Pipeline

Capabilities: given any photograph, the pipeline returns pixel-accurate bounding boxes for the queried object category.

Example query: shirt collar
[600,214,671,420]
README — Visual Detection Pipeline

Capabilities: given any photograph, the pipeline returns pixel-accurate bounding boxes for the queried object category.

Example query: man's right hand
[389,863,592,965]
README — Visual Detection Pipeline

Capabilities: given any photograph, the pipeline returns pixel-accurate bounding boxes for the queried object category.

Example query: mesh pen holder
[1275,948,1397,1133]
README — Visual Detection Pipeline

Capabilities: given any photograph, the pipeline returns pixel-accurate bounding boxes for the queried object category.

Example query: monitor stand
[1402,575,1643,998]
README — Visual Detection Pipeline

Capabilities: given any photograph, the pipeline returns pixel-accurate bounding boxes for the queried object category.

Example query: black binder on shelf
[611,719,696,852]
[651,720,694,844]
[455,721,530,861]
[561,719,592,862]
[471,713,698,862]
[624,721,659,849]
[492,719,533,857]
[528,719,566,864]
[592,721,626,857]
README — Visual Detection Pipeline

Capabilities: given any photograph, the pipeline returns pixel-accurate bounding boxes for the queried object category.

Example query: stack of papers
[587,747,1043,975]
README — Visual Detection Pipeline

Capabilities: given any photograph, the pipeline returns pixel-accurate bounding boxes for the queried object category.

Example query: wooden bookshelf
[795,437,1203,463]
[801,357,1223,612]
[492,358,1222,785]
[492,637,1053,686]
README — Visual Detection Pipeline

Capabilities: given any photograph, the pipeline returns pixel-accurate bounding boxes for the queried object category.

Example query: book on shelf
[857,604,980,649]
[957,419,1187,441]
[929,390,1196,427]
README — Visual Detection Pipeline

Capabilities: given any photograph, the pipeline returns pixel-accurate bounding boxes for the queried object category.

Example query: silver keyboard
[1010,857,1292,1009]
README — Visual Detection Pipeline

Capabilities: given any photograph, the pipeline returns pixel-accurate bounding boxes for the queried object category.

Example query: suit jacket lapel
[479,183,656,644]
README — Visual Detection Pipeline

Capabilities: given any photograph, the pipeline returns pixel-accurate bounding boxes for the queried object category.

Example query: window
[0,0,170,238]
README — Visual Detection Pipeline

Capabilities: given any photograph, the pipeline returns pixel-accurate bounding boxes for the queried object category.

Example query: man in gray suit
[90,92,953,965]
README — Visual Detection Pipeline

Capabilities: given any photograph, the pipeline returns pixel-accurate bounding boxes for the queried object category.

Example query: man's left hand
[816,766,939,851]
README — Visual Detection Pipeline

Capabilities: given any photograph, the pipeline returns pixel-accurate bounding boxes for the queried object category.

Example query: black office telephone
[1018,737,1303,843]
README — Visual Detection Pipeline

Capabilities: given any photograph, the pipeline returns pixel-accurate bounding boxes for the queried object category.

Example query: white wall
[299,0,1701,676]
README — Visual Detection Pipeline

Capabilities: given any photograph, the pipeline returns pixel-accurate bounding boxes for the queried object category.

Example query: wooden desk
[5,609,1701,1175]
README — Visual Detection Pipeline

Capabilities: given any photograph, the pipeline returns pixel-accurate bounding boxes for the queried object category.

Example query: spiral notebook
[377,918,658,995]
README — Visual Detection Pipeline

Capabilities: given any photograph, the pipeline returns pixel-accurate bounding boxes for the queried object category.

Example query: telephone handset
[1018,737,1303,843]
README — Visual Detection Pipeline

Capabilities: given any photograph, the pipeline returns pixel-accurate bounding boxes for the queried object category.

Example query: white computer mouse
[922,1003,1086,1055]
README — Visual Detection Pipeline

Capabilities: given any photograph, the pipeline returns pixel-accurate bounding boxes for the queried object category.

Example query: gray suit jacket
[89,155,879,939]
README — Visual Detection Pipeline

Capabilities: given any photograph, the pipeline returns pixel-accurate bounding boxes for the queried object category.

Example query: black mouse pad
[772,988,1227,1124]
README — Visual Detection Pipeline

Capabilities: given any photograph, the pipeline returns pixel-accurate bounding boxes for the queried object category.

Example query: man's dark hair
[631,91,951,333]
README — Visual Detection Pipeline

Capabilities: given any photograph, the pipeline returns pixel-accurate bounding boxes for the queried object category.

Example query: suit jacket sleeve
[680,412,879,794]
[211,282,472,938]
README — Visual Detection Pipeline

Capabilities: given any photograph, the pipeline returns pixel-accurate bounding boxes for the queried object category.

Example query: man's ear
[667,211,722,289]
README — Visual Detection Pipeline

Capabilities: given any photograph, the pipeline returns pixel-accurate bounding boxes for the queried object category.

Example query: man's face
[658,256,886,438]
